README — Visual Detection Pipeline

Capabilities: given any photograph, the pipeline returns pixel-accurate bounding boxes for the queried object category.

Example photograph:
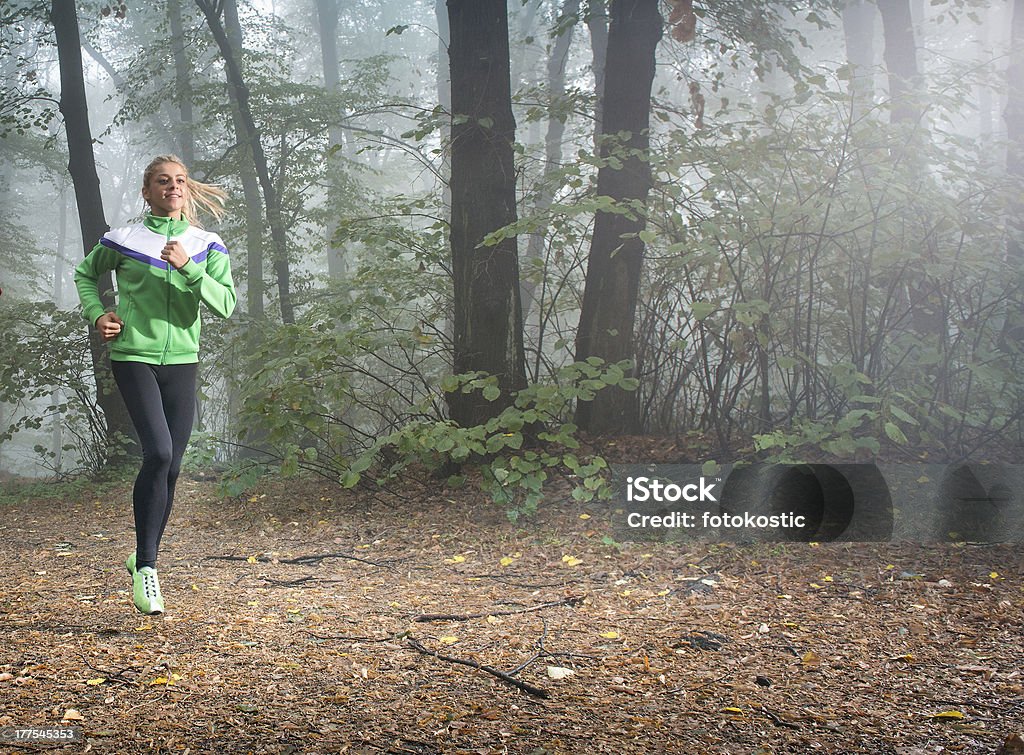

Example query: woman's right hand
[95,312,124,342]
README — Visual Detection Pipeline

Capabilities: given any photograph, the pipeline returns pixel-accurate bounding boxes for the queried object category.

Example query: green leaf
[884,422,908,445]
[690,301,716,320]
[482,384,501,402]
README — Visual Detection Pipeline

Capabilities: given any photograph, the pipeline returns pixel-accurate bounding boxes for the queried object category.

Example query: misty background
[2,1,1022,513]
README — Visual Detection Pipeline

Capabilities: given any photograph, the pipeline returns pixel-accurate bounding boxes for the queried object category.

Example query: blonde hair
[142,155,228,226]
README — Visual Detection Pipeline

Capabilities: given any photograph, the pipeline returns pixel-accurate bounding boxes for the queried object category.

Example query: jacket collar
[143,213,190,237]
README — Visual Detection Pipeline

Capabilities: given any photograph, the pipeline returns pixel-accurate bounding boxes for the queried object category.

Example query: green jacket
[74,214,236,365]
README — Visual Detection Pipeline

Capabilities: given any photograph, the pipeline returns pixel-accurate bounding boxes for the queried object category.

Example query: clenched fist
[95,312,123,342]
[160,240,189,270]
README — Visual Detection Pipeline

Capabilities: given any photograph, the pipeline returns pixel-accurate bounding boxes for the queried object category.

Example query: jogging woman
[74,156,236,615]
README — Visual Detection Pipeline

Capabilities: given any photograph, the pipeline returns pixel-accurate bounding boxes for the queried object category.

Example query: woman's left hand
[161,241,189,270]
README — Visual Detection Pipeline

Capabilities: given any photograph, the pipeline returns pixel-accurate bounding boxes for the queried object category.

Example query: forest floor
[0,472,1022,755]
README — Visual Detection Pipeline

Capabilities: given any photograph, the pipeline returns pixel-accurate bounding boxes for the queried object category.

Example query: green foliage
[0,300,120,474]
[630,64,1024,459]
[360,359,636,520]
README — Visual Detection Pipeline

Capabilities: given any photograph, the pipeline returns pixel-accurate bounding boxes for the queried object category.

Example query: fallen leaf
[86,678,106,686]
[546,666,575,680]
[930,710,965,720]
[562,555,582,566]
[62,709,84,722]
[438,636,459,645]
[600,631,620,640]
[801,650,821,668]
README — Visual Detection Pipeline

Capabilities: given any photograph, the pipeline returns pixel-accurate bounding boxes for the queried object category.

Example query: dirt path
[0,476,1021,753]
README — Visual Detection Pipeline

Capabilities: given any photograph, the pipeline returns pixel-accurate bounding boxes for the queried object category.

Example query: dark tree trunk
[877,0,920,126]
[197,0,294,323]
[574,0,662,435]
[220,0,265,320]
[446,0,527,426]
[168,0,195,165]
[51,0,136,465]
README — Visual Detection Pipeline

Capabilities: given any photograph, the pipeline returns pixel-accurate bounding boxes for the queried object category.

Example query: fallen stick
[406,638,549,699]
[413,595,583,623]
[205,552,392,569]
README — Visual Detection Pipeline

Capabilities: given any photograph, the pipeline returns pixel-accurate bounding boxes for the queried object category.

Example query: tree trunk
[197,0,294,323]
[446,0,527,426]
[1007,0,1024,270]
[51,0,136,465]
[168,0,195,165]
[435,0,452,213]
[1005,0,1024,440]
[520,0,580,325]
[574,0,662,435]
[841,0,875,123]
[585,0,609,142]
[877,0,920,126]
[220,0,265,320]
[316,0,347,282]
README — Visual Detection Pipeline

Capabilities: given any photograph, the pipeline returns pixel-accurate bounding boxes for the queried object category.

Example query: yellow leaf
[810,583,824,589]
[438,636,458,645]
[801,650,820,668]
[579,513,591,520]
[777,594,792,600]
[191,583,200,591]
[444,555,466,564]
[823,575,833,582]
[486,615,501,625]
[247,601,260,607]
[989,572,1000,579]
[931,710,965,720]
[562,555,582,566]
[135,624,153,632]
[499,557,515,567]
[600,631,620,639]
[248,495,259,503]
[721,707,744,714]
[657,589,669,596]
[86,678,106,686]
[246,556,257,564]
[148,676,172,686]
[286,608,301,614]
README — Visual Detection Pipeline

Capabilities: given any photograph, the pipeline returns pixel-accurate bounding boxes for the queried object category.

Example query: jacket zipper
[162,223,173,363]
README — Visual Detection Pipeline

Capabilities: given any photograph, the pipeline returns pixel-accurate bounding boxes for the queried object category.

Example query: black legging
[111,361,197,570]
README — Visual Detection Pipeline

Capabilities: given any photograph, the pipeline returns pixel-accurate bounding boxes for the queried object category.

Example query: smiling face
[142,161,189,219]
